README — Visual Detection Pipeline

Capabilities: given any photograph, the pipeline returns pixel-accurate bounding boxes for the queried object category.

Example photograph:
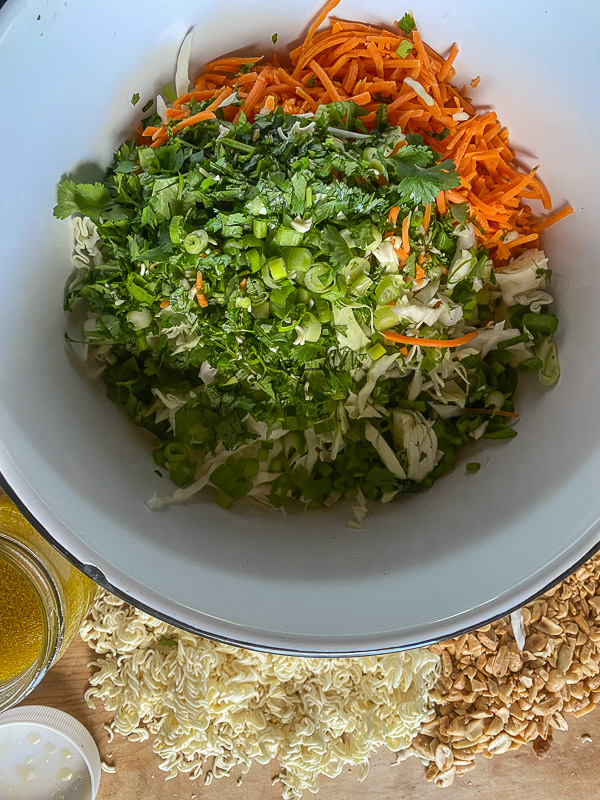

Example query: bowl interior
[1,0,599,653]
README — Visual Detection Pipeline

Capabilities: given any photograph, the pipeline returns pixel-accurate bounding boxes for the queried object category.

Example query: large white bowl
[1,0,599,655]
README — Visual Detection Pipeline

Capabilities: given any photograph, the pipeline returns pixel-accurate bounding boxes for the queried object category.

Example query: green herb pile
[54,102,559,510]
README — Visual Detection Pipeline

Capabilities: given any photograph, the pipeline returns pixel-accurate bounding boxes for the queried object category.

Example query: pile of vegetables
[54,9,564,511]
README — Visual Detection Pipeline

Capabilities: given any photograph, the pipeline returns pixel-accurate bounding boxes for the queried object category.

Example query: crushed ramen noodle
[81,592,440,797]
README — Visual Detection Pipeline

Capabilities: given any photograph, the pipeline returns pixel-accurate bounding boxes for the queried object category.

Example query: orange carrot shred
[140,1,570,260]
[383,331,479,348]
[423,204,432,234]
[401,215,410,253]
[388,205,400,225]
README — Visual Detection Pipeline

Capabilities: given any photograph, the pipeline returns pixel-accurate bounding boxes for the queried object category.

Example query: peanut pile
[402,558,600,787]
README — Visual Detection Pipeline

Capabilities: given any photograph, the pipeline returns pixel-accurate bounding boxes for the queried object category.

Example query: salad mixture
[54,4,570,511]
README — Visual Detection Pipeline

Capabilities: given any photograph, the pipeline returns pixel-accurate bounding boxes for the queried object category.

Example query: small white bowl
[0,0,599,654]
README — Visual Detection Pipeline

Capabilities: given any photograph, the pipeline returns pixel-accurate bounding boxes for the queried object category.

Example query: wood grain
[21,636,600,799]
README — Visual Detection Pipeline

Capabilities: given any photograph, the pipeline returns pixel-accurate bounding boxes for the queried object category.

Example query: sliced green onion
[261,263,280,289]
[374,306,398,331]
[466,462,481,473]
[285,247,312,274]
[522,313,558,334]
[483,427,518,440]
[275,226,304,247]
[518,356,544,374]
[135,332,148,351]
[209,464,252,500]
[169,215,185,244]
[239,234,264,249]
[306,186,313,208]
[253,218,268,239]
[350,274,373,297]
[410,209,423,227]
[269,285,296,319]
[497,333,529,349]
[367,343,387,361]
[304,265,333,294]
[164,442,188,462]
[217,491,236,510]
[313,296,332,323]
[246,248,262,273]
[484,390,506,409]
[223,239,244,255]
[268,257,288,282]
[396,399,426,411]
[251,300,270,319]
[535,338,560,387]
[183,229,209,254]
[298,312,321,342]
[341,257,369,285]
[375,275,401,305]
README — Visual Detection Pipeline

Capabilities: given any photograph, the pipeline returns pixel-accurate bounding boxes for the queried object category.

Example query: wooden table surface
[19,635,600,799]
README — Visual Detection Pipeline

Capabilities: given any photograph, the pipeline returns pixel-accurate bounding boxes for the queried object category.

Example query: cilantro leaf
[272,32,278,44]
[131,92,140,106]
[53,180,111,221]
[450,201,470,224]
[320,225,354,267]
[396,12,415,34]
[391,156,461,206]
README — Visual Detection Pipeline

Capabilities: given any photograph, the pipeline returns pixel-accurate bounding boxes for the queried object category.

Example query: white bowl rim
[3,475,599,656]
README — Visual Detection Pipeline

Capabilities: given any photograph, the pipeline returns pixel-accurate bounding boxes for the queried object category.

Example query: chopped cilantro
[396,12,416,35]
[450,201,470,224]
[53,181,111,222]
[131,92,140,106]
[141,98,154,113]
[272,32,278,44]
[55,98,556,509]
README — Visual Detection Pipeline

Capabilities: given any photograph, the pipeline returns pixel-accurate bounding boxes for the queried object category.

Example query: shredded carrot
[137,0,570,260]
[401,215,410,253]
[471,76,481,88]
[309,59,341,101]
[415,264,426,283]
[467,407,520,419]
[505,233,539,250]
[160,300,170,309]
[438,43,459,82]
[195,272,208,306]
[534,204,574,232]
[205,55,263,70]
[383,331,479,348]
[422,204,431,234]
[388,205,400,225]
[399,345,409,356]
